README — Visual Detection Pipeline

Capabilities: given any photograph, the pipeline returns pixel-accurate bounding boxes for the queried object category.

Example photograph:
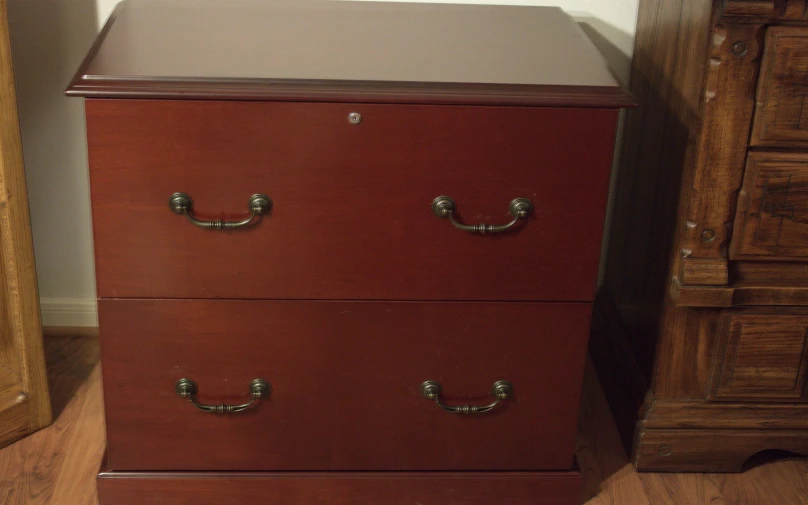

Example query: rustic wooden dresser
[594,0,808,472]
[68,1,633,502]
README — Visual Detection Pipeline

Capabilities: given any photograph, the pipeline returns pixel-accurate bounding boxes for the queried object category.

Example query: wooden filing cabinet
[68,0,633,502]
[594,0,808,472]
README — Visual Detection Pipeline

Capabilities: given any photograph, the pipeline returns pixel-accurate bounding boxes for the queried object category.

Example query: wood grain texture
[715,286,808,305]
[0,335,101,505]
[0,402,28,453]
[637,463,808,505]
[659,308,719,399]
[680,22,763,271]
[86,99,618,302]
[593,0,808,473]
[0,0,50,445]
[752,27,808,146]
[0,367,23,410]
[732,151,808,259]
[734,261,808,283]
[679,258,729,286]
[670,280,735,307]
[722,0,777,19]
[600,0,715,396]
[645,400,808,429]
[96,471,584,505]
[3,334,808,505]
[721,0,808,22]
[66,0,634,108]
[710,311,808,402]
[672,282,808,307]
[640,296,719,401]
[635,429,808,472]
[99,299,591,472]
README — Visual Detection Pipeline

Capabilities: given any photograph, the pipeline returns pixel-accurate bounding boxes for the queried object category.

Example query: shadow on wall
[577,17,634,84]
[7,0,99,305]
[575,17,634,288]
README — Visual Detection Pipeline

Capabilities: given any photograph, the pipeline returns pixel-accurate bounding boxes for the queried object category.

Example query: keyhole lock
[348,112,362,125]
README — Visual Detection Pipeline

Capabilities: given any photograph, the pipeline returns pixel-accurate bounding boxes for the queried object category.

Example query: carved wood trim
[721,0,808,22]
[672,282,808,306]
[679,23,764,285]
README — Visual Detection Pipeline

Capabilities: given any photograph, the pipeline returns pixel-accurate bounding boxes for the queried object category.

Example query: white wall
[8,0,638,327]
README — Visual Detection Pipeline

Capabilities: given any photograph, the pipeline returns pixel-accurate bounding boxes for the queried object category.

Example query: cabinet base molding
[592,293,808,472]
[635,429,808,472]
[644,400,808,430]
[97,469,583,505]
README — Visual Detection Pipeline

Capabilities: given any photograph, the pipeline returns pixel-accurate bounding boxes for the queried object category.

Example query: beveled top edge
[66,76,636,108]
[66,0,635,108]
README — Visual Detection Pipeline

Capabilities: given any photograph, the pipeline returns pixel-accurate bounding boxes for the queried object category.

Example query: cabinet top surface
[66,0,633,107]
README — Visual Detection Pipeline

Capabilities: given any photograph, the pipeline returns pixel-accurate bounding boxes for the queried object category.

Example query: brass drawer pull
[431,196,533,234]
[175,378,271,414]
[420,380,513,415]
[169,193,271,230]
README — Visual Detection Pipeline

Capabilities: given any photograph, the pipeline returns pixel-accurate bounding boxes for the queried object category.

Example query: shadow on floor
[44,335,100,419]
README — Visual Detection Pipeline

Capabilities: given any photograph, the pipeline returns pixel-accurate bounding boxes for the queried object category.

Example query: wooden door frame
[0,0,51,446]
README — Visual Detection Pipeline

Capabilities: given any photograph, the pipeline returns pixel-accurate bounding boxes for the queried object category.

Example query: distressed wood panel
[752,27,808,146]
[679,23,763,281]
[593,0,808,473]
[732,151,808,259]
[711,312,808,401]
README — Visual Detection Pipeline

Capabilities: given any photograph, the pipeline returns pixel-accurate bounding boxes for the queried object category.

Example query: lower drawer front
[710,309,808,402]
[99,300,591,471]
[97,470,583,505]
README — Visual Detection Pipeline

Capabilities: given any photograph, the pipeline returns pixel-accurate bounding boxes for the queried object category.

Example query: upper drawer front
[86,100,617,301]
[99,299,591,471]
[730,151,808,260]
[752,27,808,147]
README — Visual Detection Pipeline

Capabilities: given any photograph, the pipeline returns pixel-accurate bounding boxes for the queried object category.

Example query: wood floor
[0,333,806,504]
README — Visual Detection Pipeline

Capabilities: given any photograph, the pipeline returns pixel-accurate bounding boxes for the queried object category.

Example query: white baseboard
[39,297,98,328]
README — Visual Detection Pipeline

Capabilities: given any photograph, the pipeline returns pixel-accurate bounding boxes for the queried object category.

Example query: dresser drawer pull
[169,193,272,230]
[420,380,513,415]
[431,196,533,234]
[174,378,271,414]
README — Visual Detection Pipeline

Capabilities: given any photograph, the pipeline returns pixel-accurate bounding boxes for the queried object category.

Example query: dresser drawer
[86,100,617,301]
[710,309,808,402]
[730,151,808,260]
[99,299,591,471]
[752,27,808,147]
